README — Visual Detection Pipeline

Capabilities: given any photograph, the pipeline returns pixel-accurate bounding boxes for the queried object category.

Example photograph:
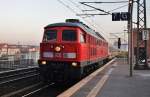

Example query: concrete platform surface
[70,58,150,97]
[98,59,150,97]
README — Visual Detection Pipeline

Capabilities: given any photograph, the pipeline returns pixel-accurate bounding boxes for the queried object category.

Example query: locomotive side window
[80,33,85,43]
[43,30,57,41]
[62,30,77,41]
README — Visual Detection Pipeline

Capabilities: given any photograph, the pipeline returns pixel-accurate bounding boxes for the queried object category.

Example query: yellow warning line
[86,67,114,97]
[57,58,116,97]
[86,75,109,97]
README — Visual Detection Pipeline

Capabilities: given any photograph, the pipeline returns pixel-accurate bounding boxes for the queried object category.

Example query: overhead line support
[80,1,129,4]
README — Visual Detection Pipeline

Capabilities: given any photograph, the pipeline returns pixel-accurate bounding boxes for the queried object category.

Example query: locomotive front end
[38,25,83,82]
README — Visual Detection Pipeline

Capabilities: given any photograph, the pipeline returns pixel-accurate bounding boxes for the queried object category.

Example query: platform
[58,58,150,97]
[97,59,150,97]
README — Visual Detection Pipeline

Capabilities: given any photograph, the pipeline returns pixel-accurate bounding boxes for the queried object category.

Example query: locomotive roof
[45,22,106,41]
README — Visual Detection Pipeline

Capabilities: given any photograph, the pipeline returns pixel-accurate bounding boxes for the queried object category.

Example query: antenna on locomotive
[65,19,80,23]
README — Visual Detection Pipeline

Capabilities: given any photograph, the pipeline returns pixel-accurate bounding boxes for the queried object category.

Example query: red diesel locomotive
[38,19,109,82]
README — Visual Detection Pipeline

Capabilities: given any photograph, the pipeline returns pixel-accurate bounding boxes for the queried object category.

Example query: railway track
[10,59,115,97]
[0,67,40,96]
[4,82,73,97]
[0,59,115,97]
[0,66,72,97]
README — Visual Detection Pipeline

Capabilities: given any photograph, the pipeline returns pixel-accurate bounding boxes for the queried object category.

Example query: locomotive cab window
[43,30,57,41]
[62,30,77,41]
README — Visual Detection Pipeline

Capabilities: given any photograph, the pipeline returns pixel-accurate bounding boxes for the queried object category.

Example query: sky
[0,0,150,45]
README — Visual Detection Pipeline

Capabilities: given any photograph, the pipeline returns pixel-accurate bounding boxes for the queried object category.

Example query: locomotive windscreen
[62,30,77,41]
[43,30,57,41]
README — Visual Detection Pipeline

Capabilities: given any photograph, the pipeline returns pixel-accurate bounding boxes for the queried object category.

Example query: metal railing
[0,59,38,69]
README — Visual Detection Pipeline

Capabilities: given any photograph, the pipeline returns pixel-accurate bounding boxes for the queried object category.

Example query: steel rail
[0,73,39,85]
[0,69,37,79]
[21,83,54,97]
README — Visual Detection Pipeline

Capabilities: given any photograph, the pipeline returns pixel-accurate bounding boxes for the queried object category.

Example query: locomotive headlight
[55,46,61,52]
[41,61,46,65]
[72,62,77,67]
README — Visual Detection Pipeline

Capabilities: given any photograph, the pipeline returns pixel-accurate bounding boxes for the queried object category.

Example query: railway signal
[118,38,121,49]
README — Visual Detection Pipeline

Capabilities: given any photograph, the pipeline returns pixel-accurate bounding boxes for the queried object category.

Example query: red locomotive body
[38,19,109,82]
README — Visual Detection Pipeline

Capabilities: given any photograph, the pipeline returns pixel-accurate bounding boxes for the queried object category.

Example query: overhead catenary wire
[80,2,111,15]
[71,0,128,41]
[57,0,97,30]
[57,0,97,28]
[57,0,101,30]
[67,1,107,30]
[78,0,130,40]
[57,0,129,41]
[67,0,109,39]
[108,4,128,12]
[80,1,129,4]
[67,0,93,18]
[57,0,77,15]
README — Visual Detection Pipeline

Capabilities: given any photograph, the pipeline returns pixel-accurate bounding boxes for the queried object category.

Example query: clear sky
[0,0,149,45]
